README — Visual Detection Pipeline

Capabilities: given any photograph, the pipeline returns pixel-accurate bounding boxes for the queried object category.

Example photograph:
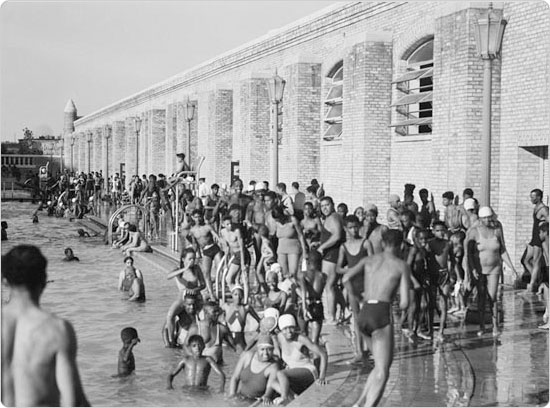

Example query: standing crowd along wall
[63,1,550,273]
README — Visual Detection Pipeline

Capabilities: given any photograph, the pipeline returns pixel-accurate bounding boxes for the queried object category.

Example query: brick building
[66,1,549,274]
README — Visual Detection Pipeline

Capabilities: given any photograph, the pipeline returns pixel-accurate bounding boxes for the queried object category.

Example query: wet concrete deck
[82,213,548,406]
[292,289,548,407]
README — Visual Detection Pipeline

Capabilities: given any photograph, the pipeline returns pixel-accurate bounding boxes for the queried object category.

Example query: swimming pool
[1,202,250,406]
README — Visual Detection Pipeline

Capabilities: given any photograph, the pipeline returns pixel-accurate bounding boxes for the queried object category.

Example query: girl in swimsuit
[272,205,308,280]
[118,257,146,302]
[167,248,206,297]
[301,202,322,249]
[336,215,369,359]
[222,285,261,351]
[264,271,288,313]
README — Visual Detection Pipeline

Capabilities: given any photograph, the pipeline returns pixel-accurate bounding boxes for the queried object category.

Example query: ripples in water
[1,202,247,406]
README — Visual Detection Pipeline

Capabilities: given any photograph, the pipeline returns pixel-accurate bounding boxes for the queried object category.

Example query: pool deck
[82,214,549,407]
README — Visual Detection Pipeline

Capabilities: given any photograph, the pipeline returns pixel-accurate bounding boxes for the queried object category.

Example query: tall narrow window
[391,40,433,136]
[323,62,343,141]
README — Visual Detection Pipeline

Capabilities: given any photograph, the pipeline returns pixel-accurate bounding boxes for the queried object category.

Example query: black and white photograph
[1,1,549,406]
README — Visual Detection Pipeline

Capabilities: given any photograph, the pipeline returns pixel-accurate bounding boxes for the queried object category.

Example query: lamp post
[266,70,286,187]
[134,117,142,176]
[70,135,75,171]
[104,124,112,195]
[474,3,506,206]
[58,138,64,173]
[183,98,196,163]
[86,132,93,173]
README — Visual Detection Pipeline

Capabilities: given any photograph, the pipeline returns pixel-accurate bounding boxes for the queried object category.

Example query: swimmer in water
[167,334,225,392]
[1,245,89,406]
[63,248,80,262]
[32,213,39,223]
[116,327,140,377]
[77,228,91,237]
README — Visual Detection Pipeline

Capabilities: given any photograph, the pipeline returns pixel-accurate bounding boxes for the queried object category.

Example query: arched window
[391,40,433,136]
[323,62,343,141]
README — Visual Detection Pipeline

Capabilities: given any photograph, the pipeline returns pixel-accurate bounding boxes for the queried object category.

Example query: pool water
[1,202,251,407]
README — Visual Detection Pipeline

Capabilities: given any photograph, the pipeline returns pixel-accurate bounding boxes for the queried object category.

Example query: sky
[0,0,336,142]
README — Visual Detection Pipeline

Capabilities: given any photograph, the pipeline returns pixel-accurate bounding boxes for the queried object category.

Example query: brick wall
[236,76,271,185]
[149,109,166,175]
[124,117,137,185]
[112,121,126,178]
[165,103,177,176]
[78,133,86,174]
[498,1,550,269]
[140,113,149,176]
[203,89,233,185]
[280,63,322,189]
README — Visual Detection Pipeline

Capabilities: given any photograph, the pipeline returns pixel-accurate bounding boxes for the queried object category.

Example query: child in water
[62,248,80,262]
[167,335,225,392]
[117,327,140,376]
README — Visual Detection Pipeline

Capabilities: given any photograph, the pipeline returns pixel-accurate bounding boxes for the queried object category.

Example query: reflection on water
[1,202,245,407]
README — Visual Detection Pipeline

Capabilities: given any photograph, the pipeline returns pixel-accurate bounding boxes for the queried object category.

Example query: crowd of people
[2,150,548,406]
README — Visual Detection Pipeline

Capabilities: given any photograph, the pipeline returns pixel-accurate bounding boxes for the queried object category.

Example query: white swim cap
[231,284,244,293]
[464,198,476,211]
[71,197,77,203]
[270,263,282,273]
[278,314,297,331]
[478,206,493,218]
[263,307,280,322]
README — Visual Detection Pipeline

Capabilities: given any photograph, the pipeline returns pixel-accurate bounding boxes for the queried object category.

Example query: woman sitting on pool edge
[120,224,152,257]
[229,334,291,405]
[118,256,146,302]
[276,314,327,395]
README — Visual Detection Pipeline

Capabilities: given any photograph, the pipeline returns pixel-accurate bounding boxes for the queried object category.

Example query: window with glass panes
[323,62,343,141]
[391,40,433,136]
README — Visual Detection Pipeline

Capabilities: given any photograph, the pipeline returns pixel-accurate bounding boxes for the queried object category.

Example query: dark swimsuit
[307,299,324,322]
[357,300,391,336]
[530,207,545,248]
[320,222,343,264]
[343,240,369,298]
[203,243,221,259]
[239,361,269,399]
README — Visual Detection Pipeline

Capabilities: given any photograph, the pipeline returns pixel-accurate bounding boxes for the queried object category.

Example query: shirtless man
[364,205,388,255]
[442,191,463,233]
[343,229,410,407]
[220,216,250,303]
[246,191,267,267]
[2,245,89,406]
[162,293,199,348]
[187,301,236,364]
[227,179,254,222]
[426,221,452,342]
[418,188,437,229]
[189,209,222,300]
[164,153,191,191]
[317,196,344,323]
[263,191,279,253]
[524,189,549,292]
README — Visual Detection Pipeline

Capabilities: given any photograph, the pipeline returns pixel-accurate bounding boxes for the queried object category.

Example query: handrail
[107,204,149,244]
